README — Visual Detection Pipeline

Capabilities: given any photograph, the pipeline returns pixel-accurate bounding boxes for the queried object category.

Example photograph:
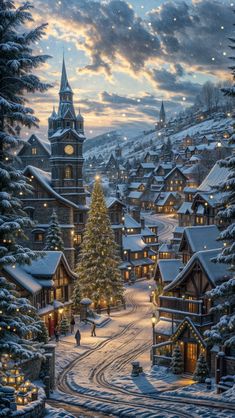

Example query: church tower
[157,101,166,129]
[48,57,86,206]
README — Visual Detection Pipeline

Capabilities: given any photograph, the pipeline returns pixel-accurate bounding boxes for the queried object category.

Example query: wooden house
[152,248,231,374]
[3,252,76,336]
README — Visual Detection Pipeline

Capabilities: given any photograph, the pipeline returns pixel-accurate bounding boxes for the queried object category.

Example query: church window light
[64,165,73,179]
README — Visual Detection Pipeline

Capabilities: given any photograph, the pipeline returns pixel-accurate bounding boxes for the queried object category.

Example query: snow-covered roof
[141,227,156,237]
[198,163,230,192]
[22,251,71,277]
[177,202,193,214]
[128,182,145,189]
[105,197,125,208]
[164,249,231,291]
[4,265,42,294]
[50,128,85,140]
[157,259,184,283]
[124,214,141,229]
[164,166,187,180]
[159,243,176,253]
[128,191,143,199]
[155,319,177,336]
[140,162,155,169]
[122,234,146,251]
[131,257,154,267]
[24,166,88,210]
[156,192,179,206]
[179,225,221,253]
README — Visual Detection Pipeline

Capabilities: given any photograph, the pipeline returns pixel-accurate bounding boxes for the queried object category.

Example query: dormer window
[64,165,73,179]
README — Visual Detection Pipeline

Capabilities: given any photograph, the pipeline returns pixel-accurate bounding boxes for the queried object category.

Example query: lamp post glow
[152,312,156,345]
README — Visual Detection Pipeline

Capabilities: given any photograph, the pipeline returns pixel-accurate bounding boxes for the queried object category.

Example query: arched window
[64,165,73,179]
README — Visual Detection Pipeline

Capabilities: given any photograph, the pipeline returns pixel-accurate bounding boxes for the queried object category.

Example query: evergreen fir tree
[204,32,235,350]
[60,317,69,335]
[44,210,64,251]
[0,0,50,269]
[0,1,50,360]
[193,353,209,383]
[171,345,183,374]
[0,277,41,359]
[72,279,81,313]
[36,320,49,344]
[75,179,124,307]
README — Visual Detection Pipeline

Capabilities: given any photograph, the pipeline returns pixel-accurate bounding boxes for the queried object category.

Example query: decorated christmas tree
[0,0,50,359]
[75,178,124,308]
[60,317,70,335]
[171,345,183,375]
[193,353,209,383]
[44,210,64,251]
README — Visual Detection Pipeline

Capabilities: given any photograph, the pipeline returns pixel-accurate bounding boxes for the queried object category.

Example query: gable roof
[122,234,146,251]
[23,165,83,210]
[3,251,77,295]
[179,225,221,253]
[177,202,193,215]
[18,134,51,156]
[124,213,141,229]
[105,197,125,209]
[198,162,230,192]
[164,166,188,181]
[50,128,85,141]
[171,317,206,347]
[156,192,179,206]
[164,248,230,292]
[156,259,184,284]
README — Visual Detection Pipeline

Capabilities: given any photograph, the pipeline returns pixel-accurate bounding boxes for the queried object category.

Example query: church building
[19,58,88,269]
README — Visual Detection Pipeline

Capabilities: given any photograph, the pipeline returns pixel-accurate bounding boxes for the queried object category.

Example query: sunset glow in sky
[25,0,234,139]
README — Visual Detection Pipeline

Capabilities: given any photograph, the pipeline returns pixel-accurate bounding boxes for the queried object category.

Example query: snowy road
[143,213,179,241]
[50,282,235,417]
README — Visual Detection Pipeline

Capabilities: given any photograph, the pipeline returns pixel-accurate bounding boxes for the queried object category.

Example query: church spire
[60,55,72,93]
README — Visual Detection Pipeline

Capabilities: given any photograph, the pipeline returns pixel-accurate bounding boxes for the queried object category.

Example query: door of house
[184,342,198,373]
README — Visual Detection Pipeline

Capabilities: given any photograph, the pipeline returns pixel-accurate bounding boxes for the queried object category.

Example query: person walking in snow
[75,328,81,346]
[91,322,96,337]
[54,326,60,343]
[70,315,75,333]
[107,305,110,316]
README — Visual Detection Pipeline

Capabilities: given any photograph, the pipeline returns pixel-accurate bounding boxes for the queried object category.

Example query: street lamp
[152,312,156,345]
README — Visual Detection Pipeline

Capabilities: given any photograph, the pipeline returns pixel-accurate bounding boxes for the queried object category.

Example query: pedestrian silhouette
[54,326,60,343]
[75,328,81,346]
[91,322,96,337]
[107,305,110,316]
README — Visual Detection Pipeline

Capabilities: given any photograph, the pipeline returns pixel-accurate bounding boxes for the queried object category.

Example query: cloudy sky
[26,0,234,139]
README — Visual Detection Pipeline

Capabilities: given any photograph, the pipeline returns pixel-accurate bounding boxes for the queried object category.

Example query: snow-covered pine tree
[193,353,209,383]
[60,317,69,335]
[204,278,235,348]
[0,0,50,268]
[72,279,81,313]
[203,32,235,350]
[0,1,50,359]
[0,277,41,359]
[36,320,49,344]
[171,344,183,375]
[75,178,124,308]
[44,210,64,251]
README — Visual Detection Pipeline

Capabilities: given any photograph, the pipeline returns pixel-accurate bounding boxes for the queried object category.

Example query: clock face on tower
[64,145,74,155]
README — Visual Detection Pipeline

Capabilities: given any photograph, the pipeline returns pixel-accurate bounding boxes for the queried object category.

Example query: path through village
[48,215,234,417]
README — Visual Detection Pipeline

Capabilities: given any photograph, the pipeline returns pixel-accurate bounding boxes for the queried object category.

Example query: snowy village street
[46,215,235,418]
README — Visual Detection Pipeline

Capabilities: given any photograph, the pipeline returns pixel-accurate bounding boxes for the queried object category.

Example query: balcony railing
[158,296,213,325]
